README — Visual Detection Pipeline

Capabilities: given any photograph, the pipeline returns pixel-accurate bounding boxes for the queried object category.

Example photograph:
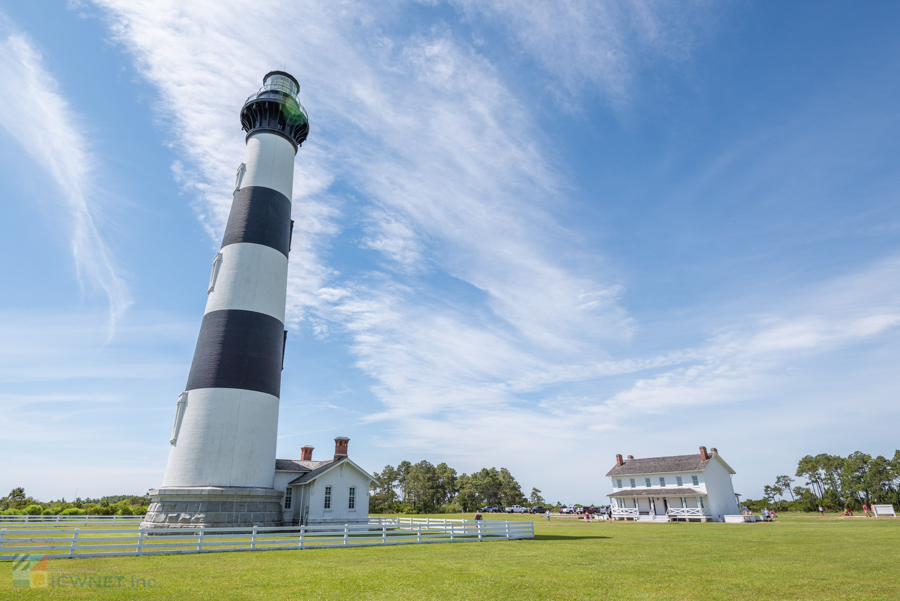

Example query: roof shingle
[275,459,333,472]
[605,454,710,477]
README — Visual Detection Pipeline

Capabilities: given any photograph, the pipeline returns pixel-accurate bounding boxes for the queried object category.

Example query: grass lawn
[1,513,897,600]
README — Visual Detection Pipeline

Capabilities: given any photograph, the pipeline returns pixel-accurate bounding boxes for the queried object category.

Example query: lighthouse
[143,72,309,528]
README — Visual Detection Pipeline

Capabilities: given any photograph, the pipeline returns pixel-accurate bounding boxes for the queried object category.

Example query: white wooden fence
[0,518,534,560]
[0,515,144,528]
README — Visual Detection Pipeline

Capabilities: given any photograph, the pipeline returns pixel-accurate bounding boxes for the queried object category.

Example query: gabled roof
[287,457,379,486]
[608,487,704,498]
[606,454,711,477]
[275,459,333,472]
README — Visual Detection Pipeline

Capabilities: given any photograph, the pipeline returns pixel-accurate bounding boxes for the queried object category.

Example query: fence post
[84,515,88,527]
[450,524,454,542]
[478,520,483,542]
[530,521,535,539]
[55,515,60,527]
[299,525,305,550]
[24,515,29,527]
[382,525,386,545]
[137,529,145,555]
[197,526,204,552]
[505,521,510,540]
[417,525,421,543]
[69,529,80,557]
[251,526,258,550]
[0,528,6,551]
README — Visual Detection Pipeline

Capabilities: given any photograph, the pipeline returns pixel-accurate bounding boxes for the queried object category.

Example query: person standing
[818,505,825,517]
[475,510,483,521]
[863,504,870,517]
[546,509,551,521]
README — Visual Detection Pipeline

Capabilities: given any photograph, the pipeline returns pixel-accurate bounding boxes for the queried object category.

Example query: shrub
[23,504,44,515]
[133,505,148,515]
[1,508,23,515]
[115,504,134,516]
[60,508,86,516]
[41,508,55,515]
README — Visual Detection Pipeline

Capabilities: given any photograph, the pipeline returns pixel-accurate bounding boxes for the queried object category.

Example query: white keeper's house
[274,437,378,526]
[606,446,739,522]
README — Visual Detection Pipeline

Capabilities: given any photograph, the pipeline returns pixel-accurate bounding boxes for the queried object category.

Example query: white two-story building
[606,446,739,522]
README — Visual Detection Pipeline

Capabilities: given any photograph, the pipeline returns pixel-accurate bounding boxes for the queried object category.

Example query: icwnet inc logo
[12,554,48,589]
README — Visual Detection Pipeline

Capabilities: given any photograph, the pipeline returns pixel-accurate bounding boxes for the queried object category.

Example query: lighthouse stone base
[141,487,284,529]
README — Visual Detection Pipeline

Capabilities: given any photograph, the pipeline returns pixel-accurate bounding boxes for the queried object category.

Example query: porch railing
[666,508,710,518]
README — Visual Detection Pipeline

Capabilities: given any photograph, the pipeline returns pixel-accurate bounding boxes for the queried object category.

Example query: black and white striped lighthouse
[143,72,309,528]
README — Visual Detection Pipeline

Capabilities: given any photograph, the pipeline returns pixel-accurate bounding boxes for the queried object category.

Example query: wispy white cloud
[452,0,711,104]
[572,256,900,422]
[91,0,635,390]
[0,22,131,332]
[86,1,900,484]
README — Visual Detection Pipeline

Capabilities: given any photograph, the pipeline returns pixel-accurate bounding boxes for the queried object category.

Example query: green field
[1,513,898,600]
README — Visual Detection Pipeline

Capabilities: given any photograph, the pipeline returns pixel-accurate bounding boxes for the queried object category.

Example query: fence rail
[611,508,639,519]
[0,515,144,528]
[0,518,534,560]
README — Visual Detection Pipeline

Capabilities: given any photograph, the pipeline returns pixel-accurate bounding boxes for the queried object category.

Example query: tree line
[746,450,900,512]
[369,460,545,513]
[0,488,150,516]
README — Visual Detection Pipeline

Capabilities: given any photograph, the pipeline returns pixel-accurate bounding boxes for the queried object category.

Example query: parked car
[506,505,528,513]
[480,506,502,513]
[530,506,547,514]
[582,507,599,515]
[559,506,575,514]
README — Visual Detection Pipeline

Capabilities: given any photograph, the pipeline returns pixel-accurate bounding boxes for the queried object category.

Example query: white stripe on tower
[239,133,295,199]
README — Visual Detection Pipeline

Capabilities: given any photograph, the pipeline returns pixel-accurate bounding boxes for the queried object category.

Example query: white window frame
[349,487,356,510]
[234,163,246,193]
[208,252,223,294]
[645,478,652,488]
[284,487,292,509]
[616,479,623,488]
[676,476,683,487]
[692,475,699,486]
[324,485,332,509]
[659,477,666,487]
[630,479,636,488]
[169,392,188,445]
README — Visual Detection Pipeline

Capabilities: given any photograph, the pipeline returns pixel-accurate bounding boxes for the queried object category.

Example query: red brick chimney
[334,437,349,461]
[300,445,314,461]
[627,455,634,460]
[710,447,718,455]
[616,454,623,466]
[700,446,709,460]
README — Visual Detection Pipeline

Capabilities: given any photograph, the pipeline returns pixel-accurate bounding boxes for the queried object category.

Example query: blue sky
[1,1,899,504]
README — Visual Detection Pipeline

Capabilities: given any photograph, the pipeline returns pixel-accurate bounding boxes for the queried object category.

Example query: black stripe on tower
[221,186,292,258]
[186,310,285,397]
